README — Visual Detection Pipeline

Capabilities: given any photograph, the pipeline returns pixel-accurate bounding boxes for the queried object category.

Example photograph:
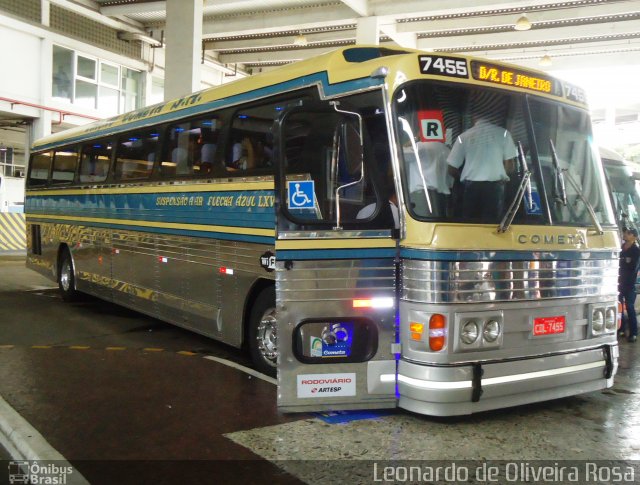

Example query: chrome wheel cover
[60,259,72,292]
[256,308,278,367]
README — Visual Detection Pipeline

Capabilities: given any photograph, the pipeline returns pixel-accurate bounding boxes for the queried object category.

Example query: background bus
[25,47,619,416]
[600,146,640,232]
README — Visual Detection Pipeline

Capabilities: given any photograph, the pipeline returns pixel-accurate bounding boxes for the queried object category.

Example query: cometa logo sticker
[297,373,356,398]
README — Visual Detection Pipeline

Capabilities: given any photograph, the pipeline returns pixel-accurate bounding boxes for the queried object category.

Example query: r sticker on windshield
[418,110,446,142]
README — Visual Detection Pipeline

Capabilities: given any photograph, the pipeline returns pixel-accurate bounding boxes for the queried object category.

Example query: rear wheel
[248,286,277,377]
[58,249,80,302]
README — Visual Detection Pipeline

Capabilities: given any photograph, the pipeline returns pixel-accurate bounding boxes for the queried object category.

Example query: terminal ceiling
[93,0,640,73]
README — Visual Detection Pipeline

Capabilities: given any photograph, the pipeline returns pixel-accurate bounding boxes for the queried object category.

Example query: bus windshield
[602,161,640,227]
[395,81,614,227]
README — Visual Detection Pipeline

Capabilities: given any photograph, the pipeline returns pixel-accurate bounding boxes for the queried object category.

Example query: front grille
[402,258,618,303]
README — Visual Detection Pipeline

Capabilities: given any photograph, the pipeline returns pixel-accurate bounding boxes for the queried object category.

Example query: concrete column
[164,0,202,101]
[356,17,379,45]
[32,37,53,148]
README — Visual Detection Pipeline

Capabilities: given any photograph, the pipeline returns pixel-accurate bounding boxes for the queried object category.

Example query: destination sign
[470,61,562,97]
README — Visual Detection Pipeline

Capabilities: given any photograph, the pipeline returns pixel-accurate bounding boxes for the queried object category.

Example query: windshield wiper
[498,141,531,233]
[549,139,604,235]
[549,139,568,206]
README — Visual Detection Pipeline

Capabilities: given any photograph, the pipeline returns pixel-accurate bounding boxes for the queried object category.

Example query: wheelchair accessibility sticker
[288,180,315,209]
[525,190,543,215]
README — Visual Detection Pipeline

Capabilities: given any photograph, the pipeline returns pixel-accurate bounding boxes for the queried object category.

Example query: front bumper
[398,344,618,416]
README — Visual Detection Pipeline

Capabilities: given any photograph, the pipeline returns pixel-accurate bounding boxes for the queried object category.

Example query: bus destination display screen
[470,61,563,97]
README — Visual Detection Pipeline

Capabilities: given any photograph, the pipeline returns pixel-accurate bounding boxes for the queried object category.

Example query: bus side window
[78,140,113,184]
[51,146,79,185]
[160,116,222,178]
[27,151,53,188]
[114,130,158,181]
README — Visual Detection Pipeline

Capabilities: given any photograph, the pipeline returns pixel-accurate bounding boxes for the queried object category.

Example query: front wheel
[248,286,277,378]
[58,249,80,302]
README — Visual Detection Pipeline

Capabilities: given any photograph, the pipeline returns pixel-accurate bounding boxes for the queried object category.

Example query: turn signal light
[410,322,424,341]
[429,314,446,351]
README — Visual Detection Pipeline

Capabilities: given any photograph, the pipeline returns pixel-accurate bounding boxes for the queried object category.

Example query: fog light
[483,320,501,342]
[592,309,604,333]
[605,308,616,331]
[461,320,479,345]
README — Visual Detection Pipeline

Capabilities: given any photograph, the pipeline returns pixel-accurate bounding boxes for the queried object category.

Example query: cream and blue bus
[25,46,619,415]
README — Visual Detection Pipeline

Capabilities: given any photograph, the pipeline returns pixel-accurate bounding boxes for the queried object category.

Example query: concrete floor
[0,255,639,484]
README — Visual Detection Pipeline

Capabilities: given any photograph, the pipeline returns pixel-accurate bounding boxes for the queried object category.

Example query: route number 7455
[419,56,468,78]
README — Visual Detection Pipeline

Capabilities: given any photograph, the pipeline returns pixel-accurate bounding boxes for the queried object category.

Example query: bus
[600,146,640,232]
[25,46,619,416]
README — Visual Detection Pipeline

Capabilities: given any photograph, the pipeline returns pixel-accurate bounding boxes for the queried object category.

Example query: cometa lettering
[517,234,586,246]
[301,378,352,385]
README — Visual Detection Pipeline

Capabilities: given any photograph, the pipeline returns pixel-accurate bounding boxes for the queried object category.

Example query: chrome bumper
[398,345,618,416]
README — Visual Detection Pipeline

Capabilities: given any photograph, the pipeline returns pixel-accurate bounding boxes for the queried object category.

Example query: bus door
[274,102,398,412]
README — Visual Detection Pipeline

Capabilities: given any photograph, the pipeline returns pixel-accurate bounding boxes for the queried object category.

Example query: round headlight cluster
[483,320,501,342]
[592,309,604,332]
[605,308,617,331]
[461,321,479,344]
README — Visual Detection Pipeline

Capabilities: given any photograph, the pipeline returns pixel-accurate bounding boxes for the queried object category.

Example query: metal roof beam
[398,2,640,33]
[202,5,359,37]
[417,18,640,51]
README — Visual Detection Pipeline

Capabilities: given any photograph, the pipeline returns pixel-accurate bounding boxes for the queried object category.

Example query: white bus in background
[600,147,640,305]
[600,146,640,233]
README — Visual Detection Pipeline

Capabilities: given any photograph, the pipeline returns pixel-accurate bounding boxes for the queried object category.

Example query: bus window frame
[77,137,116,186]
[158,115,229,181]
[26,151,53,188]
[275,101,388,231]
[113,131,158,182]
[50,146,80,186]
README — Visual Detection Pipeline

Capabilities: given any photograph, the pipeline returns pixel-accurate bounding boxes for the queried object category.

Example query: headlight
[592,309,604,333]
[483,320,501,342]
[461,320,479,344]
[605,308,616,331]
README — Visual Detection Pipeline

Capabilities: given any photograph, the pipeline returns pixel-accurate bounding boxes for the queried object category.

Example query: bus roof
[33,46,587,152]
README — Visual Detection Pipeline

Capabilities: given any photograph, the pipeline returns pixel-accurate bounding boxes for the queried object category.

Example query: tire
[248,286,278,378]
[58,249,80,302]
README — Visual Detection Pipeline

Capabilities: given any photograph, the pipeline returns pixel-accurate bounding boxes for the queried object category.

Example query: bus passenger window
[78,141,113,184]
[115,130,158,180]
[51,147,80,185]
[161,117,221,178]
[27,152,53,187]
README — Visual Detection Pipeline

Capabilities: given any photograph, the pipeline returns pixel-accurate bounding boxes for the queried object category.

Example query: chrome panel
[403,258,618,303]
[277,258,397,411]
[26,221,274,348]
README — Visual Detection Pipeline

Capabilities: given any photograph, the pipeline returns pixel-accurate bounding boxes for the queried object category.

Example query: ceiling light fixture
[539,54,553,67]
[514,14,532,31]
[293,32,308,46]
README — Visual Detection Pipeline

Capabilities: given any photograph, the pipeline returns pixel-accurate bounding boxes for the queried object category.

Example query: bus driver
[447,115,517,221]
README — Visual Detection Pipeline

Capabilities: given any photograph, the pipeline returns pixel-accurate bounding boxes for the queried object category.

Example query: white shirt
[447,120,517,182]
[406,142,453,194]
